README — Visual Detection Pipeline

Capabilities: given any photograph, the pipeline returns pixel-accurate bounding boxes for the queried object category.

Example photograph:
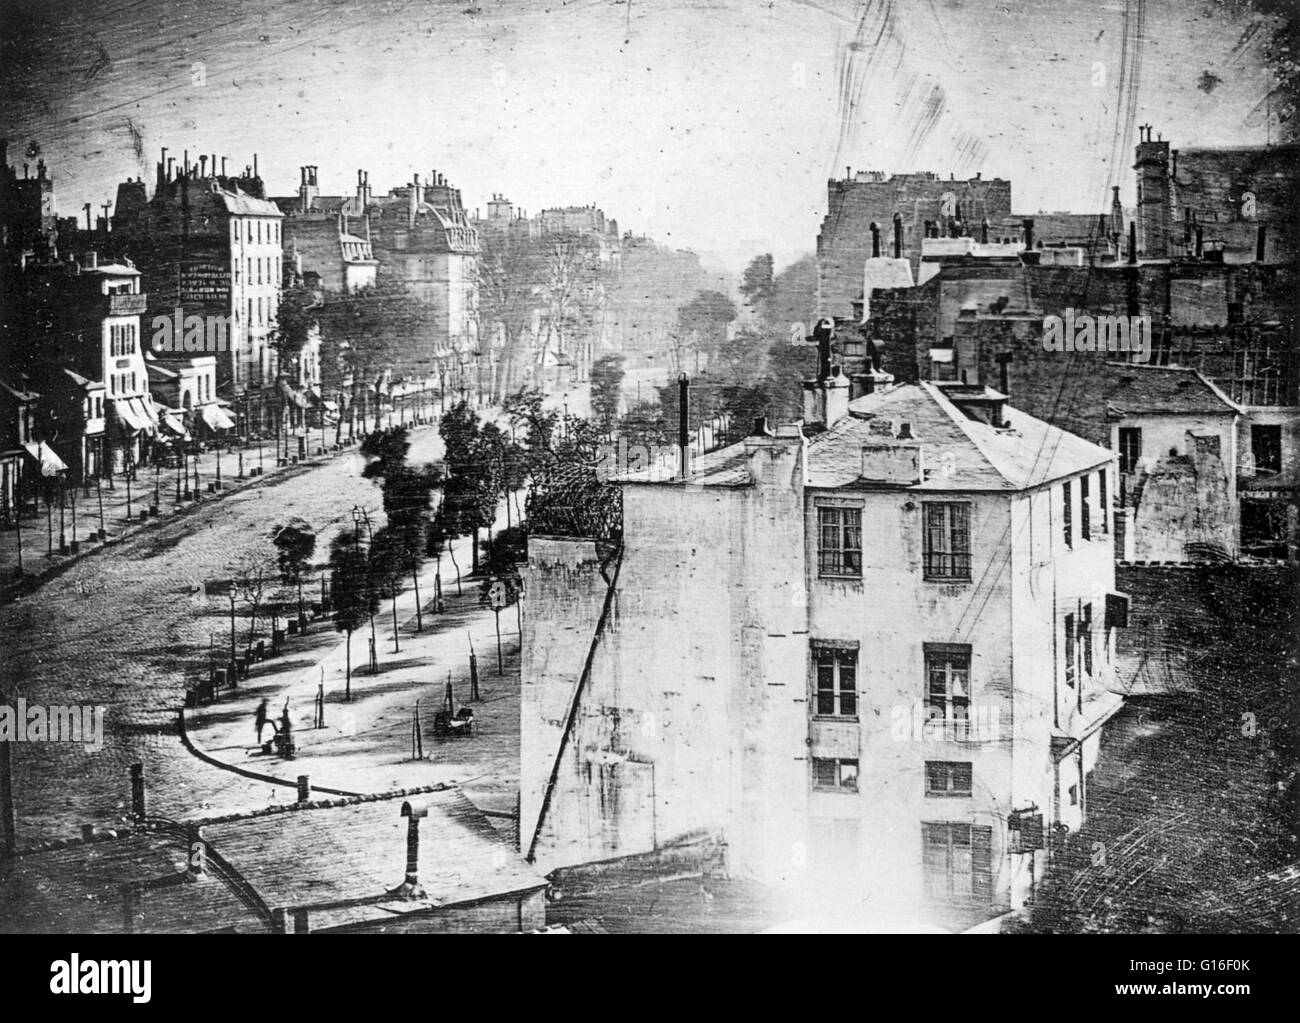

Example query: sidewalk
[181,497,524,821]
[0,409,422,603]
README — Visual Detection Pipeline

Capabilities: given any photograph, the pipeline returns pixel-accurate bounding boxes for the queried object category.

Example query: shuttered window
[922,822,993,903]
[817,505,862,577]
[922,502,971,580]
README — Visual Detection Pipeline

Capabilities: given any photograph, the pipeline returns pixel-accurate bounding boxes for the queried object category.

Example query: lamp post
[125,469,132,522]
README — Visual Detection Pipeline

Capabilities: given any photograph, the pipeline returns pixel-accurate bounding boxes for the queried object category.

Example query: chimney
[869,222,880,258]
[1256,224,1267,263]
[1022,217,1035,251]
[860,440,924,485]
[995,352,1013,406]
[1128,221,1138,265]
[221,156,227,176]
[199,154,207,176]
[0,691,14,858]
[389,800,429,899]
[893,213,903,259]
[130,762,146,819]
[677,373,692,480]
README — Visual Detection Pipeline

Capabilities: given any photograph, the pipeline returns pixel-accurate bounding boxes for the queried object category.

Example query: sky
[0,0,1285,272]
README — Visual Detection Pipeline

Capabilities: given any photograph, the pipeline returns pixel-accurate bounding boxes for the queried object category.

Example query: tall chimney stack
[1128,221,1138,265]
[1022,217,1035,251]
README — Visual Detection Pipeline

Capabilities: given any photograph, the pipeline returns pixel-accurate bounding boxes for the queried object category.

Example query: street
[0,423,510,847]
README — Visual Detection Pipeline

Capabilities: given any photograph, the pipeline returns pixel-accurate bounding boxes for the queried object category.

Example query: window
[1068,783,1079,807]
[814,645,857,717]
[925,643,971,738]
[922,502,971,580]
[922,822,993,903]
[1251,424,1282,475]
[925,761,972,797]
[1062,480,1073,549]
[1080,474,1091,541]
[817,505,862,577]
[812,758,859,792]
[1064,612,1076,689]
[1081,603,1093,678]
[1099,470,1108,533]
[1118,427,1142,474]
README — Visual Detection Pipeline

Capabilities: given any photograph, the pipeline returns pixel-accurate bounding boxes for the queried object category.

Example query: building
[816,170,1013,316]
[0,377,41,523]
[857,127,1298,560]
[1133,124,1298,264]
[112,149,284,434]
[271,167,379,295]
[15,253,155,479]
[521,355,1126,927]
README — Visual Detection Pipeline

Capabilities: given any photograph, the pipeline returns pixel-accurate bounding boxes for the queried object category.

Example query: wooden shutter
[971,825,994,902]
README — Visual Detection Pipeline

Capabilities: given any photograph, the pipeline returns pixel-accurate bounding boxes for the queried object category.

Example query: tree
[361,425,441,630]
[270,517,317,630]
[476,234,549,401]
[368,526,409,653]
[329,530,378,700]
[739,253,776,308]
[677,289,737,372]
[590,354,626,435]
[317,266,433,438]
[478,524,527,609]
[232,550,276,659]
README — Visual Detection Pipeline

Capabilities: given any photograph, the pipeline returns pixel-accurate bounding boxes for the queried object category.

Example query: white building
[521,367,1128,928]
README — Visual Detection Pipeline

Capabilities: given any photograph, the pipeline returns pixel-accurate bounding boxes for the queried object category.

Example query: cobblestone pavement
[0,422,510,848]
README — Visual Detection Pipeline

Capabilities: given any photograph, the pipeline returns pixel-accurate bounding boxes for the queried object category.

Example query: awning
[111,397,156,435]
[278,379,311,410]
[22,441,67,477]
[160,407,190,439]
[200,403,236,431]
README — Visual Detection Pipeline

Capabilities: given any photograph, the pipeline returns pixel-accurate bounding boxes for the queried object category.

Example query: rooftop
[615,383,1112,492]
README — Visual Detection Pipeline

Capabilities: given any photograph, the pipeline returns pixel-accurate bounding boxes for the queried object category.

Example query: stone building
[521,360,1126,928]
[16,253,155,480]
[112,149,284,434]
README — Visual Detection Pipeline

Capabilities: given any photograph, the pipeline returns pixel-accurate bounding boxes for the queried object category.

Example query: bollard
[296,775,310,804]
